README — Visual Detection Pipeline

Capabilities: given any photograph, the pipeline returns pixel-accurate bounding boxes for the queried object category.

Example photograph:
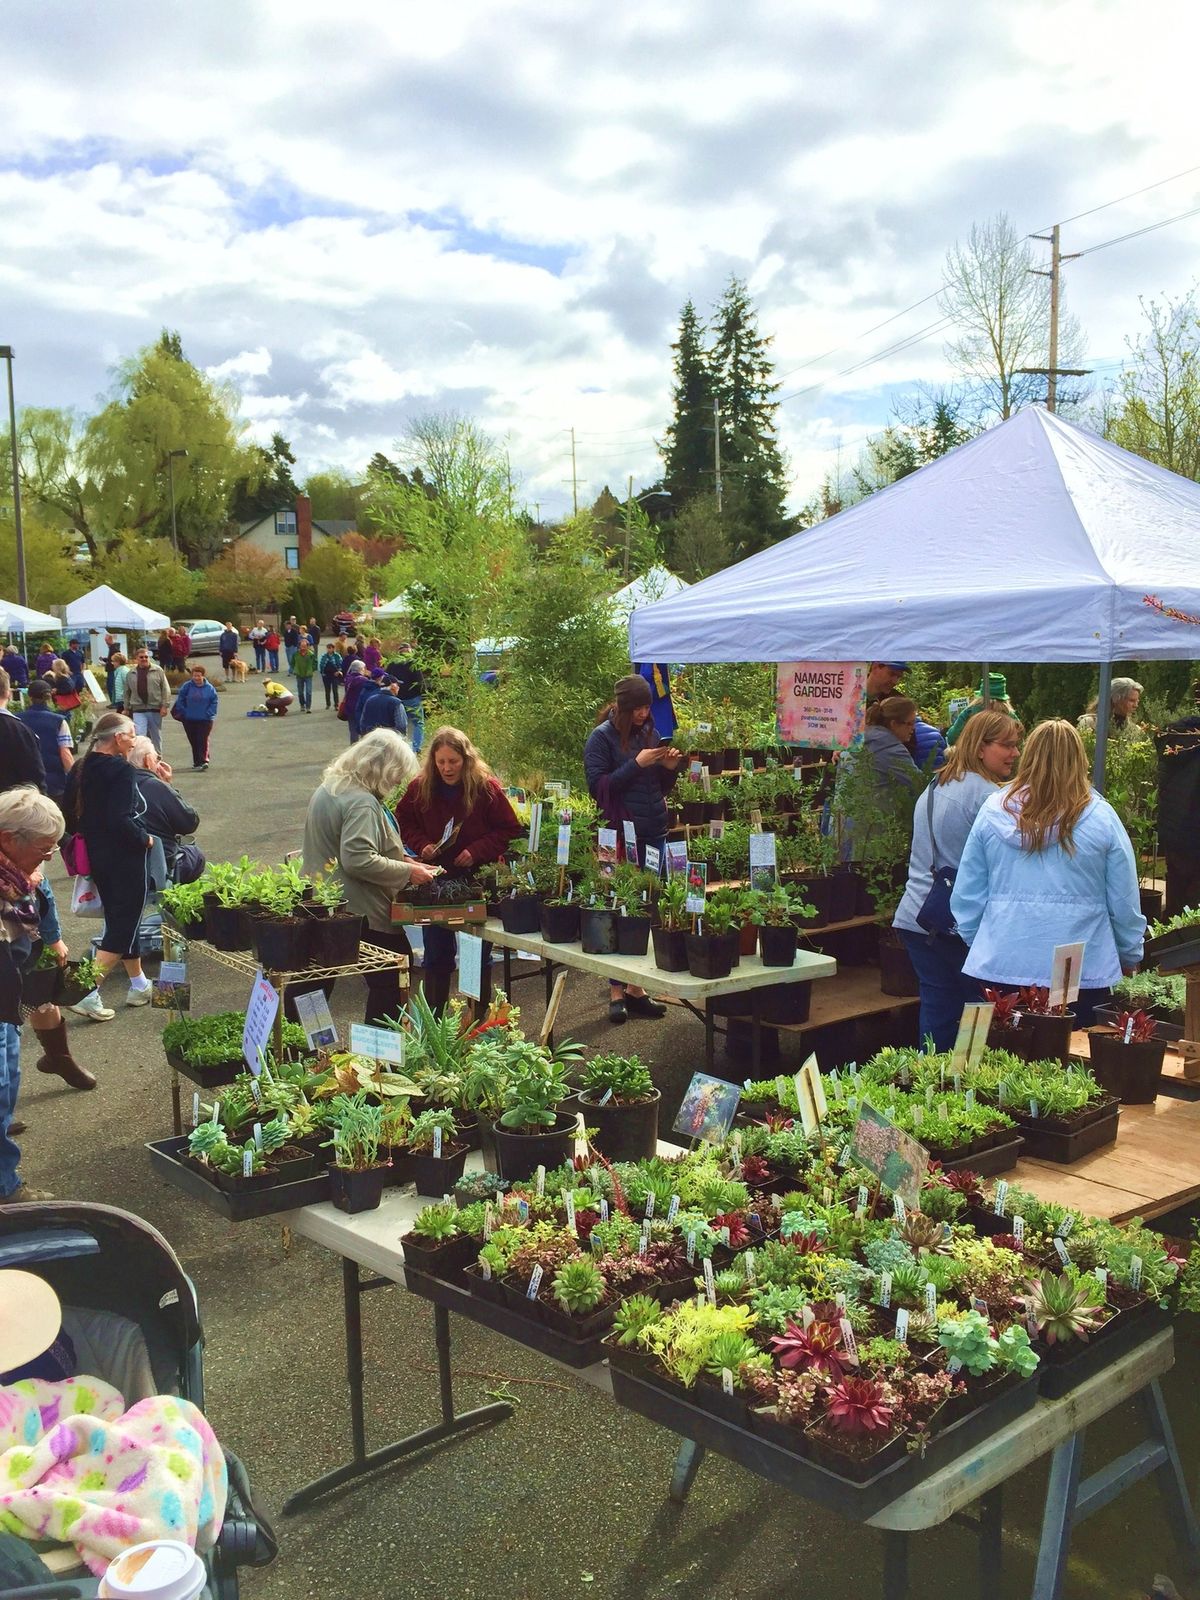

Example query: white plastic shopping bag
[71,874,104,917]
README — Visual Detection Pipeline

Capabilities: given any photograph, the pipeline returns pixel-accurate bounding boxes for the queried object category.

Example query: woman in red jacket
[395,726,521,1012]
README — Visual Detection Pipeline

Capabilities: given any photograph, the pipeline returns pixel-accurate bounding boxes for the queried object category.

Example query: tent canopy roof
[64,586,170,632]
[628,409,1200,665]
[0,599,60,632]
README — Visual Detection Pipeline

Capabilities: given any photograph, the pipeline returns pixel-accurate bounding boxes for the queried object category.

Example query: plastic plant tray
[146,1135,331,1221]
[1010,1104,1120,1163]
[403,1262,609,1369]
[940,1136,1024,1179]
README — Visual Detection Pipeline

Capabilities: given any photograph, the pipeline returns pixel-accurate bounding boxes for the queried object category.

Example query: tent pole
[981,663,991,708]
[1092,663,1112,794]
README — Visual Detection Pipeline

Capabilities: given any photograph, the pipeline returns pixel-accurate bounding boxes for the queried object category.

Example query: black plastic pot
[539,902,581,944]
[787,873,837,926]
[1087,1031,1167,1104]
[580,907,618,955]
[247,913,312,973]
[759,979,812,1025]
[329,1164,388,1214]
[826,869,859,924]
[57,962,96,1009]
[498,894,541,935]
[493,1111,576,1181]
[877,929,919,997]
[205,900,252,952]
[681,799,706,825]
[21,963,62,1009]
[305,907,363,967]
[1019,1011,1075,1067]
[652,925,688,972]
[576,1088,660,1162]
[1139,886,1164,922]
[409,1142,471,1197]
[616,914,652,956]
[758,924,798,967]
[684,930,736,980]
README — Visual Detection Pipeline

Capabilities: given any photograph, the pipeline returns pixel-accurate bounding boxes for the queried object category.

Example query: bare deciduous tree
[1103,290,1200,481]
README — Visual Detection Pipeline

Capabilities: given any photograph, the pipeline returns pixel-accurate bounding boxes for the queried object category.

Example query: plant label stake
[564,1191,577,1234]
[702,1257,716,1306]
[1130,1254,1143,1291]
[801,1303,815,1329]
[526,1265,544,1300]
[879,1271,892,1309]
[721,1367,735,1397]
[893,1193,907,1224]
[972,1296,989,1318]
[598,1087,613,1106]
[638,1224,649,1256]
[481,1257,492,1281]
[518,1199,529,1221]
[686,1233,696,1264]
[895,1308,909,1344]
[743,1250,755,1285]
[192,1092,201,1129]
[667,1194,680,1223]
[252,1121,263,1151]
[556,821,572,867]
[839,1319,859,1367]
[433,1125,443,1158]
[993,1180,1009,1218]
[1053,1237,1071,1267]
[924,1282,937,1319]
[484,1203,494,1238]
[1013,1215,1025,1245]
[535,1165,546,1197]
[600,1198,609,1223]
[1056,1214,1075,1238]
[1095,1266,1108,1290]
[947,1356,963,1375]
[644,1191,655,1220]
[527,801,543,856]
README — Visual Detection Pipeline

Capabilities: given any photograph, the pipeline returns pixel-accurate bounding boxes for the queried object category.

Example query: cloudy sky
[3,0,1199,517]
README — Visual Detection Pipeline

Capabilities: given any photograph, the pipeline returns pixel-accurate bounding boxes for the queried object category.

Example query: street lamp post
[0,346,27,605]
[166,448,188,560]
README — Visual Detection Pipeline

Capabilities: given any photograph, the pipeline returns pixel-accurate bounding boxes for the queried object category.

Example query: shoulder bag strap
[925,780,939,872]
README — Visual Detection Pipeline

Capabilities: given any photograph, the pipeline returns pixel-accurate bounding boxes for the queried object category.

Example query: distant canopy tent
[64,585,170,634]
[0,600,60,634]
[628,409,1200,783]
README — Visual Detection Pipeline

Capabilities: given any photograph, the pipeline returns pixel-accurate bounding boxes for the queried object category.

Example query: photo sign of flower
[850,1103,928,1209]
[775,662,868,750]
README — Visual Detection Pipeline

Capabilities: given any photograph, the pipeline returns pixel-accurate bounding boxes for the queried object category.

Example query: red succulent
[770,1318,845,1379]
[739,1154,772,1186]
[712,1212,751,1247]
[824,1376,895,1436]
[1111,1009,1158,1044]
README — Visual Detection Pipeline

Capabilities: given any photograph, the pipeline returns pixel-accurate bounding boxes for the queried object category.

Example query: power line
[774,290,946,383]
[1034,163,1200,233]
[778,315,955,405]
[1075,202,1200,257]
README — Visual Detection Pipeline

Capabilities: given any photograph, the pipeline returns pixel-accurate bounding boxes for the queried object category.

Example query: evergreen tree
[230,433,299,522]
[709,276,791,559]
[660,300,714,509]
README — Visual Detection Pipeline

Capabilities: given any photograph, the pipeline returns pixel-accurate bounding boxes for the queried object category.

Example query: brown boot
[33,1021,97,1091]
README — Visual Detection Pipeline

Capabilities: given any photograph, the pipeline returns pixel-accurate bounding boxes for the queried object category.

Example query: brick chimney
[296,494,313,563]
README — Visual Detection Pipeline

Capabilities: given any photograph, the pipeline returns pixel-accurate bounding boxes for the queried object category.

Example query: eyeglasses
[987,740,1021,751]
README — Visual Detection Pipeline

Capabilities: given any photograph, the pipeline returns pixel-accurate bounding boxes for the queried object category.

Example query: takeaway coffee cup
[99,1540,206,1600]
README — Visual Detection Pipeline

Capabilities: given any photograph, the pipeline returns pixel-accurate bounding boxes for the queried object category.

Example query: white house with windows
[233,496,347,570]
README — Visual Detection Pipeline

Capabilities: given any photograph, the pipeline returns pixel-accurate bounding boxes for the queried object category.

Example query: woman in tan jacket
[301,729,437,1023]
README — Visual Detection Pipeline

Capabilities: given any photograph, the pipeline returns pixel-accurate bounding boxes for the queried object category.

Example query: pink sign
[776,661,868,750]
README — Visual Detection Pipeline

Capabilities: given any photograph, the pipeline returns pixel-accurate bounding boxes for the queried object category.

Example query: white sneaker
[125,984,153,1008]
[70,991,115,1022]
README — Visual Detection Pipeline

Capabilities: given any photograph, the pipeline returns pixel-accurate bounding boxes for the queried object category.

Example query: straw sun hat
[0,1268,61,1373]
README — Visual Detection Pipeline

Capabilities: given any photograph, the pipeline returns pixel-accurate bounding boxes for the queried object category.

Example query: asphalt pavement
[20,654,1200,1600]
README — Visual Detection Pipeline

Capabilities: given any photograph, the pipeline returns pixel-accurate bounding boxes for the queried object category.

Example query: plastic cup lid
[100,1541,206,1599]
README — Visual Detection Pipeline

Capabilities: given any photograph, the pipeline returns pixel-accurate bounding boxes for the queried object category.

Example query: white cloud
[1,0,1198,512]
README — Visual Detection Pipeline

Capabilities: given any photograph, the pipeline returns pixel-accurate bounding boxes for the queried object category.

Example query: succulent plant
[703,1330,765,1380]
[552,1255,606,1314]
[770,1318,846,1379]
[995,1324,1040,1377]
[410,1202,459,1242]
[1022,1270,1107,1345]
[611,1293,662,1347]
[824,1375,895,1436]
[937,1310,997,1376]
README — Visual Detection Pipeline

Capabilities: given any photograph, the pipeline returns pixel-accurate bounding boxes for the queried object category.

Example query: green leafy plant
[308,862,348,911]
[552,1255,606,1314]
[995,1324,1039,1377]
[937,1310,997,1376]
[1022,1270,1107,1345]
[411,1202,459,1242]
[158,879,206,925]
[611,1293,662,1346]
[407,1107,459,1153]
[654,876,691,931]
[580,1052,655,1104]
[325,1092,383,1170]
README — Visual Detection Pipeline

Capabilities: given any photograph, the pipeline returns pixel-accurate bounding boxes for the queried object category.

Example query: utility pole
[625,474,633,581]
[712,399,723,515]
[0,347,26,605]
[570,427,579,518]
[1026,224,1085,413]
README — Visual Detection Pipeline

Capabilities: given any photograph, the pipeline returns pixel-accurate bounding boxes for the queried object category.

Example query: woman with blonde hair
[951,719,1145,1024]
[302,730,437,1023]
[395,726,522,1012]
[894,709,1022,1049]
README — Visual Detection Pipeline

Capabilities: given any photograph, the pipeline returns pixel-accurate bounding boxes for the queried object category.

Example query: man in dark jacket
[356,676,409,740]
[0,668,46,794]
[63,640,86,692]
[387,645,426,752]
[129,739,201,879]
[16,683,72,803]
[1157,681,1200,916]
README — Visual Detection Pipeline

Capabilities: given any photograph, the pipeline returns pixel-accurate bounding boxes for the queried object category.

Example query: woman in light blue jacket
[950,720,1145,1025]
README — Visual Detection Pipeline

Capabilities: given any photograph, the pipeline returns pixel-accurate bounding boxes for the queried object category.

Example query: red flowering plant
[823,1376,897,1437]
[1108,1009,1158,1044]
[770,1317,846,1380]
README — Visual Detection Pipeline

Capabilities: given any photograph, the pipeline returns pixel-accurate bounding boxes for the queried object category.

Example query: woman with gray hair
[62,712,154,1019]
[301,729,438,1023]
[0,787,94,1203]
[1078,677,1144,741]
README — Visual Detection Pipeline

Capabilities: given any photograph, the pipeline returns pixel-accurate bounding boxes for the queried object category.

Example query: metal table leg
[282,1258,513,1514]
[881,1531,909,1600]
[669,1439,705,1503]
[976,1487,1004,1600]
[750,994,762,1078]
[171,1071,182,1138]
[503,947,512,996]
[704,1002,715,1073]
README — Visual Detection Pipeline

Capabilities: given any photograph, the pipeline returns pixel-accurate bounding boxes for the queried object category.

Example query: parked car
[172,619,226,656]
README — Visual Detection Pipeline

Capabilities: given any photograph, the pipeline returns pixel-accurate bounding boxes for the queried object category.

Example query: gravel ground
[18,658,1200,1600]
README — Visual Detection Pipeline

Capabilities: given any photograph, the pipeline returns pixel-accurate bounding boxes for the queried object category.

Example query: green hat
[978,672,1007,699]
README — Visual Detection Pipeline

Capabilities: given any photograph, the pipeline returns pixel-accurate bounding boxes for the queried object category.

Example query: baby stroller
[0,1200,277,1599]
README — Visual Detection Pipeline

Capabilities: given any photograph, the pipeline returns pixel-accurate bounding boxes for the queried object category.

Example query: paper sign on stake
[644,844,662,877]
[950,1002,994,1075]
[622,820,638,859]
[596,827,618,874]
[556,822,572,866]
[527,800,543,856]
[349,1023,406,1066]
[895,1308,910,1344]
[242,971,280,1075]
[684,862,707,916]
[294,988,338,1050]
[748,831,778,890]
[702,1258,716,1305]
[665,841,688,878]
[457,934,485,1001]
[1049,941,1086,1010]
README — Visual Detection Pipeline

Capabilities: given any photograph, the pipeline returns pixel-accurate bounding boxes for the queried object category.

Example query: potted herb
[325,1092,389,1213]
[751,885,815,967]
[23,945,66,1009]
[200,856,259,951]
[575,1052,660,1161]
[494,1049,576,1179]
[579,874,618,955]
[612,864,657,956]
[1013,986,1075,1066]
[159,878,205,934]
[406,1107,469,1196]
[379,1098,414,1184]
[57,954,104,1009]
[1087,1010,1167,1104]
[245,861,312,971]
[538,881,581,944]
[804,1374,906,1481]
[453,1170,509,1209]
[401,1200,477,1280]
[491,860,542,934]
[304,863,363,966]
[651,877,690,972]
[684,895,738,980]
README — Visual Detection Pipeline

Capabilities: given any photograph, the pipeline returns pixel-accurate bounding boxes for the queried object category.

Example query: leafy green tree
[1103,290,1200,480]
[294,542,368,621]
[80,331,256,564]
[202,545,287,616]
[660,299,715,509]
[230,433,299,522]
[709,276,791,559]
[665,491,729,580]
[9,407,92,547]
[304,468,362,522]
[96,537,200,617]
[0,510,84,608]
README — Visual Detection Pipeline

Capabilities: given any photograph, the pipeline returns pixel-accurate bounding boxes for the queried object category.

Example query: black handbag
[915,782,958,935]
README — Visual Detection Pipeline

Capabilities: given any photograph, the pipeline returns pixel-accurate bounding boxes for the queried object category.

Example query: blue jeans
[253,643,266,670]
[285,646,298,674]
[0,1022,21,1197]
[296,676,312,710]
[268,649,279,672]
[402,698,424,752]
[899,929,983,1053]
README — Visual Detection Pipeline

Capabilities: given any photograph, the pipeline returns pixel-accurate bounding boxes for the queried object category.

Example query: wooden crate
[390,900,488,927]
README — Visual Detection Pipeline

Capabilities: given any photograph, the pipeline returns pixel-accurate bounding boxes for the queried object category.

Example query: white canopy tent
[371,593,411,619]
[0,599,60,633]
[64,585,170,633]
[629,409,1200,666]
[608,565,688,623]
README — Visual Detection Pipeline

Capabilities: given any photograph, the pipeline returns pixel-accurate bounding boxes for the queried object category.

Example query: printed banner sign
[242,970,280,1075]
[776,661,868,750]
